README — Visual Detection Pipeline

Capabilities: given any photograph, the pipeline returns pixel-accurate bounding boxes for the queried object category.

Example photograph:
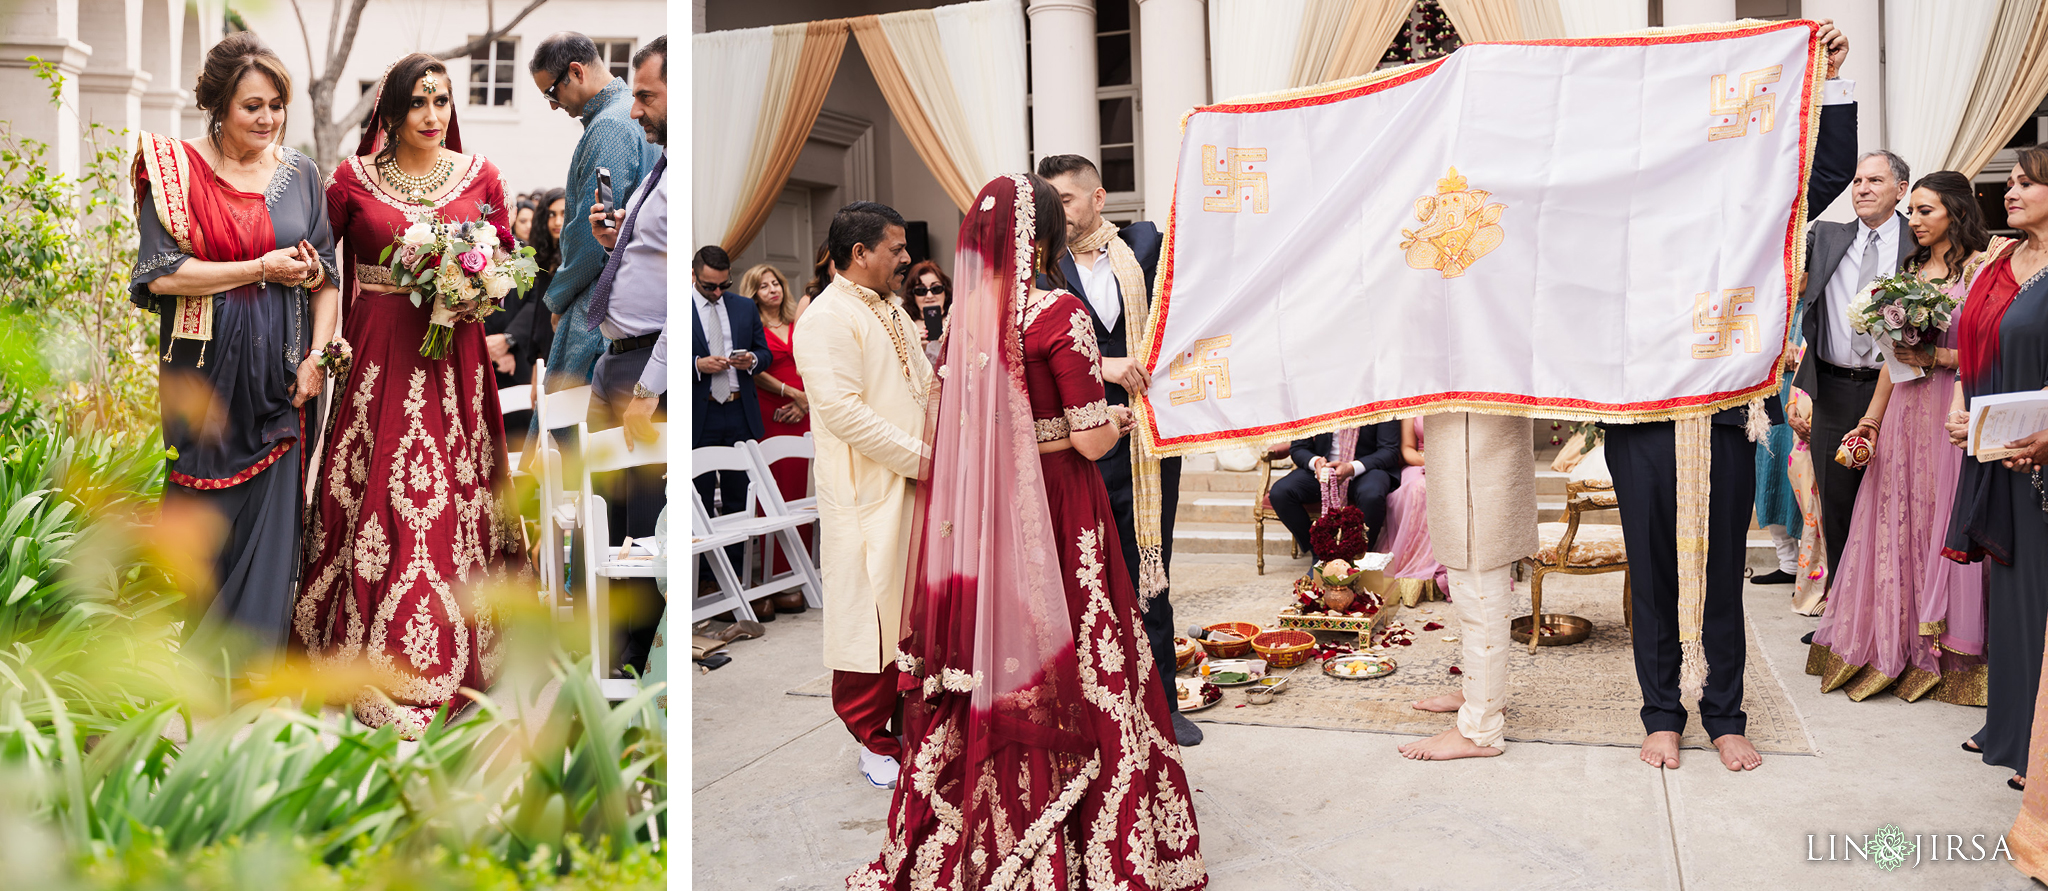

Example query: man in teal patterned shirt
[530,32,664,392]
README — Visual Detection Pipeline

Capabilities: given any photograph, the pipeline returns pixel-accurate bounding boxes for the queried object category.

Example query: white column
[139,0,185,138]
[1660,0,1738,26]
[1137,0,1207,222]
[178,1,225,140]
[1801,0,1881,221]
[0,0,89,177]
[79,0,149,137]
[1027,0,1100,166]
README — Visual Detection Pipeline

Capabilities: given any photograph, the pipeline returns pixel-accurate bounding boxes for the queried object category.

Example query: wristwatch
[633,382,658,400]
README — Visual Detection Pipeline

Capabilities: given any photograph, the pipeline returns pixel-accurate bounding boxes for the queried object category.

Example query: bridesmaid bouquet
[380,210,540,359]
[1847,272,1958,350]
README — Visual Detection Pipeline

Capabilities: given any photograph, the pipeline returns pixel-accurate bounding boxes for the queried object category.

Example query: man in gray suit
[1790,149,1910,582]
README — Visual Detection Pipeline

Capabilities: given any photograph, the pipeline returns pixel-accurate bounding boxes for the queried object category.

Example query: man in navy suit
[1603,20,1858,772]
[692,245,774,518]
[1039,155,1197,745]
[1269,424,1405,554]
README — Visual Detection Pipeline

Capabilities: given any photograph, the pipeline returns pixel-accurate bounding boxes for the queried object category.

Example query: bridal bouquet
[380,210,539,359]
[1847,272,1958,350]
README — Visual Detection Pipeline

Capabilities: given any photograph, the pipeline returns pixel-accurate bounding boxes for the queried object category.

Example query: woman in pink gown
[851,174,1204,890]
[296,55,525,737]
[1809,172,1994,705]
[1375,417,1447,601]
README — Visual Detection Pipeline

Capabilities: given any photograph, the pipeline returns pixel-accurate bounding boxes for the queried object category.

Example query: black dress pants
[1809,364,1877,580]
[1097,440,1182,713]
[1268,466,1397,552]
[1604,421,1755,739]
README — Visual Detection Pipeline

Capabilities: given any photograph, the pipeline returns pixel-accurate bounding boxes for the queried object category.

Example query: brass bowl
[1511,613,1593,647]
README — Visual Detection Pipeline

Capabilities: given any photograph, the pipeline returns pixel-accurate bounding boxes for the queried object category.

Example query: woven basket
[1174,636,1204,672]
[1251,629,1317,668]
[1200,622,1261,659]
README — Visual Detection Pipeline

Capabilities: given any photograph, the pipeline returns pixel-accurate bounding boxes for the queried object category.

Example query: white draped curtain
[856,0,1030,210]
[1559,0,1647,38]
[692,26,775,250]
[1208,0,1416,103]
[1884,0,2002,180]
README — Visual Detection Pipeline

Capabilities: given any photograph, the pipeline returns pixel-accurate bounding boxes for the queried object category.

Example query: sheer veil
[900,173,1091,794]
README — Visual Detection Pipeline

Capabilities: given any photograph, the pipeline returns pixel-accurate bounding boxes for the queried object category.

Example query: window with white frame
[468,38,518,107]
[596,40,636,81]
[1097,0,1141,210]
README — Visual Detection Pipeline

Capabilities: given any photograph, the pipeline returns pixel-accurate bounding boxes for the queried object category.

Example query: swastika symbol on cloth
[1167,335,1233,405]
[1692,288,1761,359]
[1201,146,1269,213]
[1708,66,1782,141]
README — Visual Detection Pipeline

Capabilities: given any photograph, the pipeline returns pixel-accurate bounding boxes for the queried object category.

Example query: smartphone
[922,306,944,342]
[595,167,615,230]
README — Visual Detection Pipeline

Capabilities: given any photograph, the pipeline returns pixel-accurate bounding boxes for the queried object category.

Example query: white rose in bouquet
[471,222,498,246]
[436,262,476,302]
[482,266,514,301]
[401,221,437,247]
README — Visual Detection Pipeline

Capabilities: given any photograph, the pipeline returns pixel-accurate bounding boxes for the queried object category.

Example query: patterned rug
[789,561,1815,754]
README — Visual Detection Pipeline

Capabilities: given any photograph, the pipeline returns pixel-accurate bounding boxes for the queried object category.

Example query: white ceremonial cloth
[1139,21,1823,454]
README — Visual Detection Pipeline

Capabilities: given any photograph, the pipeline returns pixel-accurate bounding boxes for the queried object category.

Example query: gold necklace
[837,279,927,406]
[378,156,454,203]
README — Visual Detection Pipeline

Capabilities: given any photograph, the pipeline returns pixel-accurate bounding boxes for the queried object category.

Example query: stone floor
[690,554,2037,890]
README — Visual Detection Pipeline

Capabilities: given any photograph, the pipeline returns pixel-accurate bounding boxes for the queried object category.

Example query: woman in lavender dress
[1808,171,1995,705]
[1375,417,1447,603]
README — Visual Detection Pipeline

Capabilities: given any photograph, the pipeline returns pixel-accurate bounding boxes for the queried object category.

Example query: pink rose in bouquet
[458,248,489,274]
[1880,303,1906,327]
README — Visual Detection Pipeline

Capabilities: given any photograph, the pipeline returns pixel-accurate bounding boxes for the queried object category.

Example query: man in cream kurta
[791,202,932,788]
[1401,413,1536,761]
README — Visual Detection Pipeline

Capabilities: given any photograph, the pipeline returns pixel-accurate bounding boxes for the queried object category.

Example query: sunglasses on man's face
[911,284,948,297]
[697,280,732,294]
[542,66,570,104]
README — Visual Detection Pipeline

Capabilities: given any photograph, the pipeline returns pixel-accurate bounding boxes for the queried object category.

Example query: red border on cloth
[169,438,294,490]
[1141,19,1821,452]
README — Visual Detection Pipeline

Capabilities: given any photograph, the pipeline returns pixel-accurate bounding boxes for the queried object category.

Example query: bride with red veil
[295,53,526,737]
[850,173,1205,890]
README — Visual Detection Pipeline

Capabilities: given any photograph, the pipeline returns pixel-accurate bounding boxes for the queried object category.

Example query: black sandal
[2010,776,2026,792]
[1964,740,1983,753]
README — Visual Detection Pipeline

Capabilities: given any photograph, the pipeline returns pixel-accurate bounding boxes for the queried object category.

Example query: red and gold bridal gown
[296,152,526,737]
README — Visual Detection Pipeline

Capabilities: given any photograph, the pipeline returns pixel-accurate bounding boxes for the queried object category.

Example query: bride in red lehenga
[295,54,525,737]
[850,174,1204,890]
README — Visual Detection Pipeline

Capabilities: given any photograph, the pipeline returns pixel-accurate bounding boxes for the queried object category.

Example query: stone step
[1179,495,1256,525]
[1177,466,1266,493]
[1174,521,1302,557]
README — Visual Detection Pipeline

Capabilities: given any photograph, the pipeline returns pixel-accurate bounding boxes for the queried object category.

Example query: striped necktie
[584,155,666,332]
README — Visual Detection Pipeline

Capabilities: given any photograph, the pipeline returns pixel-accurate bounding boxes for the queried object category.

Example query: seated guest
[1269,422,1403,554]
[1375,417,1448,601]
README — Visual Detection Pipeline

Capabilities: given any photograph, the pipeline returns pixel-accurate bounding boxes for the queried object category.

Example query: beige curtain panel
[850,15,978,211]
[721,21,848,258]
[1949,0,2048,177]
[1290,0,1416,87]
[1440,0,1564,43]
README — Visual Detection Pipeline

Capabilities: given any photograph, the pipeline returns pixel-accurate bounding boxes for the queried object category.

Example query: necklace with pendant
[379,156,454,203]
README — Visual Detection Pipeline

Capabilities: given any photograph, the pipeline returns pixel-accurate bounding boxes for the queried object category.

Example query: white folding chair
[529,358,593,623]
[690,444,820,610]
[498,383,533,476]
[751,432,818,512]
[692,496,757,627]
[742,437,824,608]
[580,423,667,699]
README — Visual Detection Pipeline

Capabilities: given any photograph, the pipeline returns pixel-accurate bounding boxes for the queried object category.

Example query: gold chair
[1522,445,1629,653]
[1252,446,1300,575]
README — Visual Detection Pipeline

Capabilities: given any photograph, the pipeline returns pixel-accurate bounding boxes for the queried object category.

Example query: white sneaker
[859,747,901,789]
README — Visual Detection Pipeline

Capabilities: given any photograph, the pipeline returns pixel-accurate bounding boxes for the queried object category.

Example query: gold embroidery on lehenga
[355,514,391,583]
[400,598,441,671]
[1064,307,1102,379]
[296,361,382,667]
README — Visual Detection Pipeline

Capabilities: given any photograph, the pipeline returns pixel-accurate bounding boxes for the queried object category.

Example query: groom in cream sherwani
[792,201,933,790]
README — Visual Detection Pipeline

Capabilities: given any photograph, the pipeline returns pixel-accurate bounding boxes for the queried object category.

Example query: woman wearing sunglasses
[901,259,952,364]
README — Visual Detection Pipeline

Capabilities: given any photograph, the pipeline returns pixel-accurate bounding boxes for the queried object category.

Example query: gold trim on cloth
[1033,416,1069,443]
[137,131,214,361]
[1674,415,1712,699]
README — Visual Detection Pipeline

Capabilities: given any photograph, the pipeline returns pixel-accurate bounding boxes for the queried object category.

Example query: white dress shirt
[1820,212,1898,369]
[1328,437,1365,478]
[1072,246,1122,329]
[598,159,668,394]
[695,293,737,400]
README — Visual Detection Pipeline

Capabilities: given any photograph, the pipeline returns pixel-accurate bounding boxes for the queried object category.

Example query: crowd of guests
[136,29,669,739]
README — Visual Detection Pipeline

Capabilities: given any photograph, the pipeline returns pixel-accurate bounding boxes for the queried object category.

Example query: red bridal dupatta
[133,133,277,363]
[872,175,1096,887]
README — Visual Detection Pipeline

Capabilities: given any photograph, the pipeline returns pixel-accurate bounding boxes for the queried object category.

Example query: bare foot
[1412,692,1465,713]
[1398,728,1502,761]
[1639,731,1681,769]
[1713,734,1762,771]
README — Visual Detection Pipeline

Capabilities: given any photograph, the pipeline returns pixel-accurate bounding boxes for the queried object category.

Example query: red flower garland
[1310,505,1368,561]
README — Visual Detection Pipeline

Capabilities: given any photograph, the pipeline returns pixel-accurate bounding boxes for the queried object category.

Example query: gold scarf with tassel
[1070,219,1168,606]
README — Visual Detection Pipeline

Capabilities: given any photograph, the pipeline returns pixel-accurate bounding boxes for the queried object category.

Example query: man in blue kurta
[530,32,664,392]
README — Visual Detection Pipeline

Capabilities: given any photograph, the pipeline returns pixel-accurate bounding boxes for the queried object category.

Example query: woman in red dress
[296,54,526,737]
[744,263,814,604]
[851,174,1204,889]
